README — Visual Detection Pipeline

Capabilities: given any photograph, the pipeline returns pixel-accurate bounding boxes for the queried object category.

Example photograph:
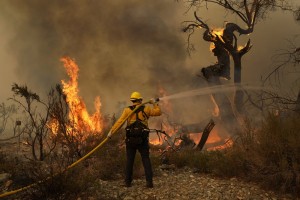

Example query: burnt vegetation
[0,82,299,199]
[0,1,300,200]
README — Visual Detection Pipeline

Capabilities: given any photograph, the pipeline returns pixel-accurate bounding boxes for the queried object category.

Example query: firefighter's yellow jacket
[111,102,161,133]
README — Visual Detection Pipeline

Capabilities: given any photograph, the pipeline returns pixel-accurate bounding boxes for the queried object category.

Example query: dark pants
[125,139,153,184]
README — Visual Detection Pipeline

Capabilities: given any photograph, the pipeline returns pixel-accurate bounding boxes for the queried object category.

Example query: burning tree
[10,57,105,161]
[183,0,295,115]
[48,57,104,159]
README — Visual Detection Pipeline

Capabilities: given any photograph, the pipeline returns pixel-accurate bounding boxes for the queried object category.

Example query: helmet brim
[130,98,143,101]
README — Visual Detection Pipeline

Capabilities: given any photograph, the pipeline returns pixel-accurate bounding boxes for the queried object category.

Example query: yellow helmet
[130,91,143,101]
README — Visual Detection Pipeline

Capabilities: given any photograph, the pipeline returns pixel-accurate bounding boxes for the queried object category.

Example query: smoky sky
[0,0,198,114]
[0,0,299,123]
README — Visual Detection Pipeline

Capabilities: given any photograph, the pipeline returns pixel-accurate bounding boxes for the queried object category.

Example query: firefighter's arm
[146,103,162,116]
[109,108,130,137]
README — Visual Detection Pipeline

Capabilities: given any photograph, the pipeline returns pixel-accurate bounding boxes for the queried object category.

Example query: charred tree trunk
[222,23,252,114]
[39,133,44,161]
[32,135,38,160]
[199,22,252,117]
[232,54,244,114]
[196,119,215,150]
[201,38,240,132]
[295,89,300,113]
[183,11,254,133]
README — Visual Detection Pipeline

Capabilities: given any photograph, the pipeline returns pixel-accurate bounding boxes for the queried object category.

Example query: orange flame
[210,95,220,117]
[150,139,162,146]
[238,45,244,51]
[212,28,224,36]
[149,85,177,145]
[209,43,216,52]
[189,125,232,151]
[49,57,103,138]
[212,28,225,43]
[61,57,103,133]
[149,85,232,151]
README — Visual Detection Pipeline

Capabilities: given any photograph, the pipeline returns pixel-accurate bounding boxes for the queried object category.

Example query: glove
[107,130,113,139]
[149,98,155,104]
[149,98,159,104]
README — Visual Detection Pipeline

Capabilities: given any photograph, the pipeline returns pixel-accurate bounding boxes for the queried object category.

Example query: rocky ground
[78,166,296,200]
[0,141,298,200]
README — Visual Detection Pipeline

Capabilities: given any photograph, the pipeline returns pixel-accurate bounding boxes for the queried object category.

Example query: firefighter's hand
[107,130,113,139]
[149,98,157,104]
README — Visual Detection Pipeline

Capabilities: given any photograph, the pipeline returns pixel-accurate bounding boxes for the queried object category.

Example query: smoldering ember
[0,1,299,199]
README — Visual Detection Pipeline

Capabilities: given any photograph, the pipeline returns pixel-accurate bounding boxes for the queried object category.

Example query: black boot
[124,181,131,187]
[146,181,153,188]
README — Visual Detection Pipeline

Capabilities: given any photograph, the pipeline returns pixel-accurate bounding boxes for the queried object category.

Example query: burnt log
[196,119,215,150]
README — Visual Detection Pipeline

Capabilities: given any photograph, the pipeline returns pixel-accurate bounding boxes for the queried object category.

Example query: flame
[205,124,232,150]
[207,139,233,151]
[209,43,216,52]
[206,128,222,144]
[189,125,232,151]
[209,28,225,51]
[149,85,177,145]
[149,85,232,151]
[238,45,244,51]
[49,57,103,139]
[150,139,162,146]
[210,95,220,117]
[212,28,224,37]
[211,28,225,43]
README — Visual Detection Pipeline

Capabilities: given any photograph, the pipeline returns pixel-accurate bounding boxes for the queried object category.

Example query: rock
[0,173,11,183]
[162,173,168,177]
[159,164,175,170]
[123,196,135,200]
[4,180,13,188]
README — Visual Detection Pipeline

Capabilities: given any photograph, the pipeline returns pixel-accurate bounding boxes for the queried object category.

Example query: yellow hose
[0,101,150,198]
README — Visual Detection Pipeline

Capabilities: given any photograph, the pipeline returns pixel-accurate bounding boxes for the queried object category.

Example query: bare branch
[239,39,253,56]
[193,11,210,29]
[182,12,212,54]
[263,39,300,84]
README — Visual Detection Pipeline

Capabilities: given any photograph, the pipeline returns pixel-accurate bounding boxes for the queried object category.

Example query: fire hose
[0,98,158,198]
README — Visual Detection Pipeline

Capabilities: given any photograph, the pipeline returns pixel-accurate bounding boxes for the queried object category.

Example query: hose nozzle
[149,97,160,104]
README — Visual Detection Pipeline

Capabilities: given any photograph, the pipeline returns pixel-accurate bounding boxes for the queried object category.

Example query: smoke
[0,0,197,114]
[0,0,298,128]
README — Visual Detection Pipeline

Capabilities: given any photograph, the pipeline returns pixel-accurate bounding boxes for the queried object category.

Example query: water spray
[157,83,274,101]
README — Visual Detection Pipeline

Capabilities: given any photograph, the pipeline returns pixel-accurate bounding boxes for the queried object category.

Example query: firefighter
[107,91,161,188]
